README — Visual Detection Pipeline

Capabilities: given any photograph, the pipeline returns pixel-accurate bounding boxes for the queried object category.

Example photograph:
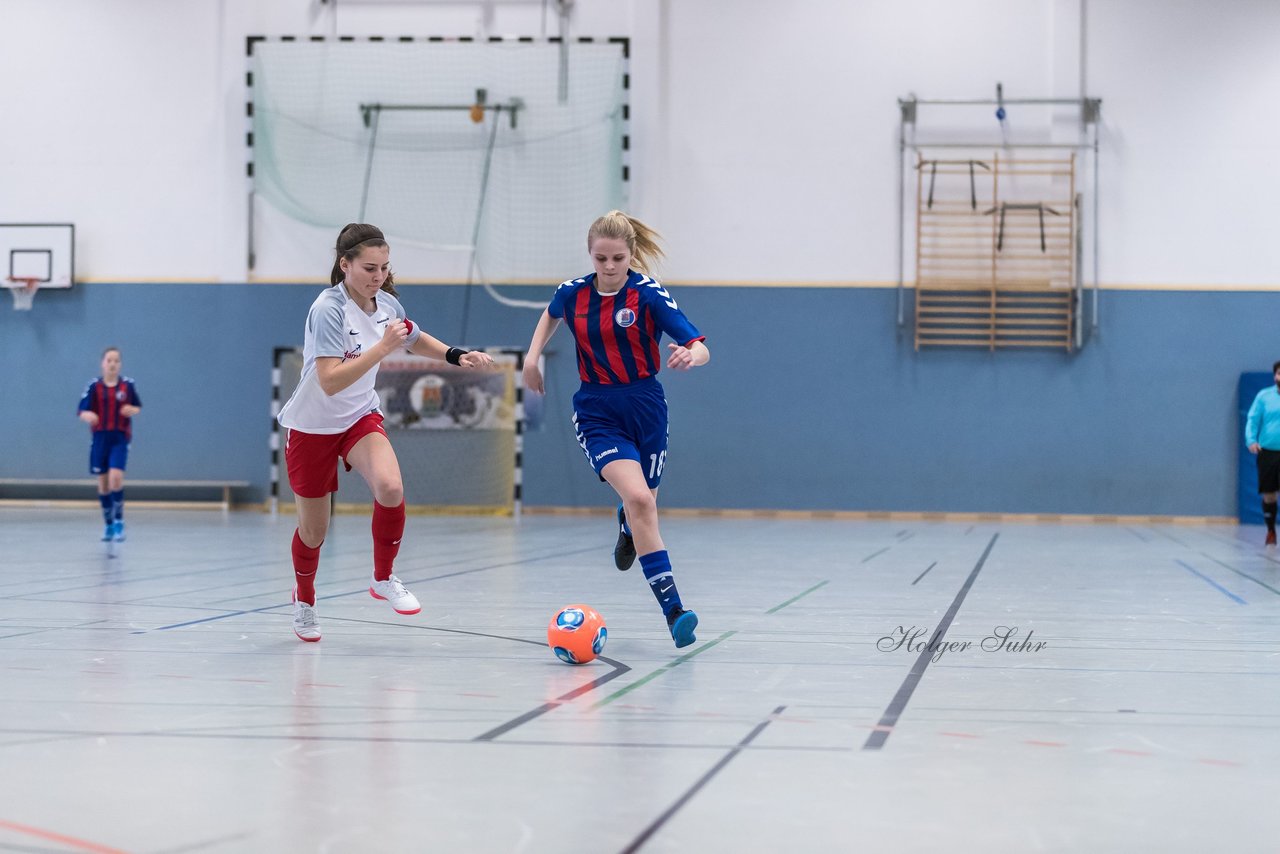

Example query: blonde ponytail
[587,210,665,276]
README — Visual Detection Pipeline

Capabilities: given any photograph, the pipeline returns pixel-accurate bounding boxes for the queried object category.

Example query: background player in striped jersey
[522,211,710,648]
[77,347,142,542]
[277,223,493,642]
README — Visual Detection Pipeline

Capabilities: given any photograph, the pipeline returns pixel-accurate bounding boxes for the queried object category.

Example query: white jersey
[277,284,422,434]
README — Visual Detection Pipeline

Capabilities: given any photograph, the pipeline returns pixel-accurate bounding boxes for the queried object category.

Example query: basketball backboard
[0,223,74,287]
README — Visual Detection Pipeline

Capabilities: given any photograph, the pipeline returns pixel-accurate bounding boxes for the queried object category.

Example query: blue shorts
[89,431,130,474]
[572,377,669,489]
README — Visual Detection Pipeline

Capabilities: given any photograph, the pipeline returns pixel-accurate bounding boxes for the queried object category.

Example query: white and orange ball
[547,604,607,664]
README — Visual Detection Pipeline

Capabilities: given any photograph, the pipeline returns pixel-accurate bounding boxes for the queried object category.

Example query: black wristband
[445,347,469,366]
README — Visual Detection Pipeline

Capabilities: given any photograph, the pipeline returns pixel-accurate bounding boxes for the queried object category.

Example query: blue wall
[2,282,1275,516]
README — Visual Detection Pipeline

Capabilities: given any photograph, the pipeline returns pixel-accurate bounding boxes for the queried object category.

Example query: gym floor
[0,508,1275,853]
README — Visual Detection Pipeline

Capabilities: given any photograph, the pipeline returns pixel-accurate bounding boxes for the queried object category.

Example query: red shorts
[285,412,387,498]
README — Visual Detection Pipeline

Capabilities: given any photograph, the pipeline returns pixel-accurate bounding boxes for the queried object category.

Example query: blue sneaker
[613,504,636,571]
[666,606,698,649]
[101,523,114,542]
[112,521,126,542]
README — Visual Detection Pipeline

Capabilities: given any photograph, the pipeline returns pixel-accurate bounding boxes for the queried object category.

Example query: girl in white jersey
[277,223,493,642]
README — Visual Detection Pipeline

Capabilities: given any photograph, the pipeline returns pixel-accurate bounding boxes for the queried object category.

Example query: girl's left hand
[666,343,695,370]
[121,405,141,417]
[460,351,495,369]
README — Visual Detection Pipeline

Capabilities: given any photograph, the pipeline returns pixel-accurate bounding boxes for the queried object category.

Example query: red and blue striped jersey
[78,377,142,440]
[547,271,705,385]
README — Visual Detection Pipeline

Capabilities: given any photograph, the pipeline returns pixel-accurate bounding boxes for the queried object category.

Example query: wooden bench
[0,478,250,510]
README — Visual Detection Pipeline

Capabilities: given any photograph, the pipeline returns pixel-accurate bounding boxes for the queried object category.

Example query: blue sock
[617,504,632,537]
[99,493,113,525]
[639,550,682,615]
[111,490,124,522]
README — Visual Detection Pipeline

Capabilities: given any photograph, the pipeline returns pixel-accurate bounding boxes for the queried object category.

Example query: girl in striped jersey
[522,211,710,648]
[277,223,493,642]
[78,347,142,542]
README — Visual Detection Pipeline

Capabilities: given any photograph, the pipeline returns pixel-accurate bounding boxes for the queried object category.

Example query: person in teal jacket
[1244,360,1280,545]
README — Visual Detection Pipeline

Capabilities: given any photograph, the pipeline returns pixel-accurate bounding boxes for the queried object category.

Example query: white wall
[1089,0,1280,286]
[1,1,227,280]
[2,0,1277,285]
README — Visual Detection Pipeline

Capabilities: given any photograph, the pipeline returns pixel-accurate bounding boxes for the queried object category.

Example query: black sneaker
[666,606,699,648]
[613,504,636,571]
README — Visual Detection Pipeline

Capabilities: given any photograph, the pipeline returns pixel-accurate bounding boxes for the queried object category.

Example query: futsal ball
[547,604,607,665]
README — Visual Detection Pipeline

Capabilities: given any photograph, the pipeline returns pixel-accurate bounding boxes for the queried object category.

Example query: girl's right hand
[522,361,544,394]
[379,320,409,355]
[80,411,99,427]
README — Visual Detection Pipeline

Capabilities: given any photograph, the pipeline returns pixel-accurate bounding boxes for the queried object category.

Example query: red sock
[372,500,405,582]
[292,530,322,605]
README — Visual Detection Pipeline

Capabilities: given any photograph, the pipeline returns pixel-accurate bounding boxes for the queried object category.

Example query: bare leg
[601,460,662,555]
[294,494,332,549]
[344,431,404,507]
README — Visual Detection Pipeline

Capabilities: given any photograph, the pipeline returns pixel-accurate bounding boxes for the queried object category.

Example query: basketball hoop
[4,277,39,311]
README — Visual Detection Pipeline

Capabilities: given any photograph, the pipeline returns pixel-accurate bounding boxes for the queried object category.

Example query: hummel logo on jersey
[594,447,619,462]
[645,282,678,309]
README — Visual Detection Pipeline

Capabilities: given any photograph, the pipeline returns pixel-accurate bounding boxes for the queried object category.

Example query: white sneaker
[292,588,321,642]
[369,574,421,615]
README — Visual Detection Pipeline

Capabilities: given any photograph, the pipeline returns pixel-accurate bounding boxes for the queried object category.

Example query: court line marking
[911,561,938,585]
[1124,527,1150,542]
[0,726,847,754]
[591,632,736,708]
[2,534,578,602]
[588,576,833,708]
[765,580,829,614]
[1173,560,1247,604]
[1197,553,1280,597]
[120,539,508,604]
[134,545,601,632]
[863,533,999,751]
[324,615,633,742]
[0,619,110,641]
[149,831,256,854]
[473,663,633,742]
[0,819,130,854]
[619,705,786,854]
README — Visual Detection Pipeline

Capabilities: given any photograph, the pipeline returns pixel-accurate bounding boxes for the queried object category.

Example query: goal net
[250,39,626,286]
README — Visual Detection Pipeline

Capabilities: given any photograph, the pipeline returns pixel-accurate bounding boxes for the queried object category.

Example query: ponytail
[587,210,665,276]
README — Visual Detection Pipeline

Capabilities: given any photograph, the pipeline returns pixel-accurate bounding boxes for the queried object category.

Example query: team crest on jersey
[614,307,636,328]
[115,389,127,402]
